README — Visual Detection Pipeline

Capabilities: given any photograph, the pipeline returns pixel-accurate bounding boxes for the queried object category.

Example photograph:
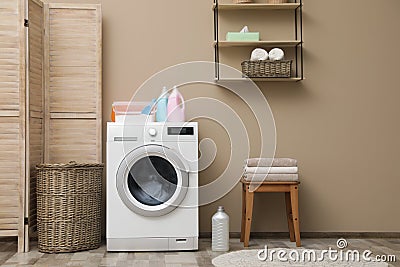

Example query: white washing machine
[106,122,198,251]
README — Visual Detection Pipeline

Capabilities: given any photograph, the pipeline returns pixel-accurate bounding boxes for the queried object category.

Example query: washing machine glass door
[116,145,189,217]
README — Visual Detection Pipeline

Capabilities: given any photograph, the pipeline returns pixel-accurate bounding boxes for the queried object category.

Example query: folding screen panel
[0,0,26,252]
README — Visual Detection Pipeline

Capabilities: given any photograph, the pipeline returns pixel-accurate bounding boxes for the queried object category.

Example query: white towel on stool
[250,48,269,61]
[244,173,299,182]
[244,166,298,174]
[269,48,285,61]
[245,158,297,167]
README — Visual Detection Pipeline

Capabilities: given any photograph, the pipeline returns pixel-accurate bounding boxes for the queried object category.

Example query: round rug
[212,249,389,267]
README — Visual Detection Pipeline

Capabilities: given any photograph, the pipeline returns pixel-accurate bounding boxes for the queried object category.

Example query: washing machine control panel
[148,128,157,137]
[108,122,197,143]
[167,127,194,136]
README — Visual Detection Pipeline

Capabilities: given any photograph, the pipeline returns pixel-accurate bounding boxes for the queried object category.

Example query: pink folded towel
[243,173,299,182]
[245,158,297,167]
[244,166,298,174]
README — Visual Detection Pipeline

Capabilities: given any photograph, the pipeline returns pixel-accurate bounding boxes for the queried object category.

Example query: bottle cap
[160,86,169,98]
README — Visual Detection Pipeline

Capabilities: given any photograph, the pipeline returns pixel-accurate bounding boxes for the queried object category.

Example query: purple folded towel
[243,173,299,182]
[245,158,297,167]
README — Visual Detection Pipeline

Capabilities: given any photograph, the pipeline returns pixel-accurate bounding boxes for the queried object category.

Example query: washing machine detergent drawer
[107,237,198,251]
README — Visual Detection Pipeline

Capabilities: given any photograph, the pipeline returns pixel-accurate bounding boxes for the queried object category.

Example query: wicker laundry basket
[241,60,292,78]
[36,162,104,253]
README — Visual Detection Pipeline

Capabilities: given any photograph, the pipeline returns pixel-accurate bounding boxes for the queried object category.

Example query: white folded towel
[243,173,299,182]
[269,48,284,61]
[250,48,269,61]
[244,166,298,174]
[245,158,297,167]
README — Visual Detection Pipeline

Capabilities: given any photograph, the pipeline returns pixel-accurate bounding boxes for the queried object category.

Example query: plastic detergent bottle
[167,86,185,122]
[212,206,229,252]
[156,86,169,122]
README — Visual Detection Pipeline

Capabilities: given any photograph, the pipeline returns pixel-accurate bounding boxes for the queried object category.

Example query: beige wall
[98,0,400,232]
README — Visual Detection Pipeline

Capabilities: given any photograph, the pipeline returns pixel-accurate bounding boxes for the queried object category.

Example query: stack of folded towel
[243,158,298,182]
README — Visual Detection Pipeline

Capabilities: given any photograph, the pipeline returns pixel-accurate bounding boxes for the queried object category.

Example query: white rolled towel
[269,48,285,61]
[250,48,269,61]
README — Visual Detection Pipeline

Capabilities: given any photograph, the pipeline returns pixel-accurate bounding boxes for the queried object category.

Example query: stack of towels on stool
[243,158,299,182]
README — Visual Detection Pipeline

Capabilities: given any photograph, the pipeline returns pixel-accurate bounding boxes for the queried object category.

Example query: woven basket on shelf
[36,162,104,253]
[241,60,292,78]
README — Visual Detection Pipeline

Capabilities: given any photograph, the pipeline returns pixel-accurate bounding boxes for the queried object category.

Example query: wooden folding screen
[26,0,45,251]
[40,0,102,164]
[25,0,102,249]
[0,0,26,252]
[30,0,102,164]
[0,0,102,252]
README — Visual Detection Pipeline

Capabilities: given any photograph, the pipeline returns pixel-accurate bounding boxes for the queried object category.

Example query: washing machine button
[148,128,157,137]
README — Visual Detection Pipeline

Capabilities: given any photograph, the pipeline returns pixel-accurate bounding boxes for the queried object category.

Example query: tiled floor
[1,238,399,266]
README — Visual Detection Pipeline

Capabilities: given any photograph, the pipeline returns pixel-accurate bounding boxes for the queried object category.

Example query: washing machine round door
[116,145,189,217]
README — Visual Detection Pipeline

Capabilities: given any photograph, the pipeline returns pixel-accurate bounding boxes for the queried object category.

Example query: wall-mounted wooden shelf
[213,3,301,11]
[215,40,302,48]
[216,77,302,82]
[213,0,304,81]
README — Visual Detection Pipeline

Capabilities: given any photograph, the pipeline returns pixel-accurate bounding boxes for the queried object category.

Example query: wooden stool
[240,179,301,247]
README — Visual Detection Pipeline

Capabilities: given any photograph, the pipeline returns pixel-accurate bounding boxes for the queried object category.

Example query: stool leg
[290,185,301,247]
[244,186,254,247]
[240,183,246,242]
[285,192,295,242]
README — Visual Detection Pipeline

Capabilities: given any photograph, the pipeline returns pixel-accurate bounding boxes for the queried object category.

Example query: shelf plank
[216,77,302,82]
[215,40,302,47]
[213,3,301,11]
